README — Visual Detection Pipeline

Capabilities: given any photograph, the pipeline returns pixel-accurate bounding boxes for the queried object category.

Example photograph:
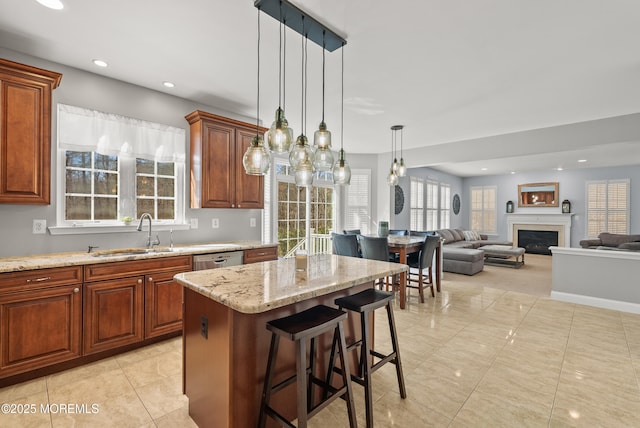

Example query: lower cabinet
[0,267,82,378]
[145,270,184,338]
[83,276,144,355]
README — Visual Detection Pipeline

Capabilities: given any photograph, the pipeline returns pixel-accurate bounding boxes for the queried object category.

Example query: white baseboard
[550,291,640,315]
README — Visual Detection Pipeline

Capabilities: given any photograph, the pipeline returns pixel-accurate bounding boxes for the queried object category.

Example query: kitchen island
[175,254,407,428]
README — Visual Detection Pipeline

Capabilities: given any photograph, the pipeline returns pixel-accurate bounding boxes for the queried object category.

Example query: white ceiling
[2,0,640,177]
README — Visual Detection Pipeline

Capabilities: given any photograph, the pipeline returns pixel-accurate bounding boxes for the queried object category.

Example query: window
[410,177,424,231]
[471,186,496,233]
[440,183,451,229]
[426,180,438,230]
[57,104,185,227]
[345,170,371,235]
[273,158,335,257]
[586,179,630,237]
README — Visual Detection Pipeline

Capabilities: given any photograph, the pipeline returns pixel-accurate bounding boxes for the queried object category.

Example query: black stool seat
[267,305,347,340]
[259,305,357,428]
[334,288,394,313]
[330,288,406,427]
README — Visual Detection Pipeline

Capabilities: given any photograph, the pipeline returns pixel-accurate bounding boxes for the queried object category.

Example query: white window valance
[58,104,186,163]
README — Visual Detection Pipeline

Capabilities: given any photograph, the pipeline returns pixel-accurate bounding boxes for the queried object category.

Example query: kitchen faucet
[137,213,160,249]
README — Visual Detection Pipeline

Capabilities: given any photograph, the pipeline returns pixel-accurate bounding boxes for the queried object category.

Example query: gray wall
[463,165,640,247]
[0,48,263,258]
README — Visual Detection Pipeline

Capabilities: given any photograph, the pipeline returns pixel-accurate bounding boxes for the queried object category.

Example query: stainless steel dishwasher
[193,251,244,270]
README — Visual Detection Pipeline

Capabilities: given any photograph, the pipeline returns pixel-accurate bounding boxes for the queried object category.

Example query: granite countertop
[0,241,276,273]
[175,254,408,314]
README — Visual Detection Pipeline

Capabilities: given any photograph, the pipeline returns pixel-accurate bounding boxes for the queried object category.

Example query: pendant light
[290,21,314,187]
[386,127,399,186]
[243,7,271,176]
[265,1,294,153]
[332,43,351,185]
[395,125,407,177]
[313,31,334,172]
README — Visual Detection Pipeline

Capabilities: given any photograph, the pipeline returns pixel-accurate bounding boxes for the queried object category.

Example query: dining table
[386,235,442,309]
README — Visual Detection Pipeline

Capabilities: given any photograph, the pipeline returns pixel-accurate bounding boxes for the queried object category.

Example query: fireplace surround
[506,213,573,249]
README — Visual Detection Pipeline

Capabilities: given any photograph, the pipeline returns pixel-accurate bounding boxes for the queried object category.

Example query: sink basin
[91,247,172,257]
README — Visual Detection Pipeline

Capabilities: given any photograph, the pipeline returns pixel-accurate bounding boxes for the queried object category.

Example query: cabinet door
[0,59,61,205]
[145,270,184,338]
[84,277,144,355]
[0,285,81,377]
[235,127,264,209]
[201,120,235,208]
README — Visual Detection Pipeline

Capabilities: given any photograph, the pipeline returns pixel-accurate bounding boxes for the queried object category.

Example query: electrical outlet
[190,218,198,229]
[200,315,208,339]
[33,219,47,234]
[212,218,219,229]
[250,218,256,228]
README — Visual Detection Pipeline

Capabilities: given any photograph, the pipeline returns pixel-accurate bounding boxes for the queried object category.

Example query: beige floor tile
[135,373,188,419]
[0,377,47,402]
[121,349,182,388]
[452,390,551,428]
[47,367,135,405]
[46,357,120,390]
[153,403,199,428]
[0,391,51,428]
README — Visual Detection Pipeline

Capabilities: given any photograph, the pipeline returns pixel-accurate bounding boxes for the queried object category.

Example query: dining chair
[406,231,436,264]
[331,233,360,258]
[407,235,440,302]
[343,229,361,235]
[389,229,408,236]
[358,235,393,290]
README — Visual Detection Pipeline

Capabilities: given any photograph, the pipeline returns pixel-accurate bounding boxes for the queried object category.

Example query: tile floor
[2,259,640,427]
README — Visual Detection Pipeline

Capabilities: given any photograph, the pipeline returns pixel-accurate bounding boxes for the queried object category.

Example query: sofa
[435,228,513,275]
[579,233,640,251]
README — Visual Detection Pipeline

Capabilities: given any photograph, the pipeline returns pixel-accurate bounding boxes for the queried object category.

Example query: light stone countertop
[175,254,408,314]
[0,241,275,273]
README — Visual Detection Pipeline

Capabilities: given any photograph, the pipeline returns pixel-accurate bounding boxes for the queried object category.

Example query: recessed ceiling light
[92,59,108,67]
[577,159,587,163]
[163,81,175,88]
[36,0,64,10]
[556,167,564,171]
[510,171,516,174]
[481,168,488,171]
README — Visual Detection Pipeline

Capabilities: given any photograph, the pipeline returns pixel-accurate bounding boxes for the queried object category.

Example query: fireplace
[517,230,558,255]
[506,213,573,249]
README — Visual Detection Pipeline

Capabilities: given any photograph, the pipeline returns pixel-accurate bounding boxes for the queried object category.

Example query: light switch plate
[212,218,219,228]
[190,218,198,229]
[250,218,256,228]
[33,219,47,234]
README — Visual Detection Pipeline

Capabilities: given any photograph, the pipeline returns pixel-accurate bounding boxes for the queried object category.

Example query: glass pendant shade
[313,147,334,171]
[289,134,314,169]
[332,149,351,185]
[265,107,294,152]
[387,167,398,186]
[396,158,407,177]
[294,158,314,187]
[243,135,270,175]
[313,121,331,149]
[392,158,399,172]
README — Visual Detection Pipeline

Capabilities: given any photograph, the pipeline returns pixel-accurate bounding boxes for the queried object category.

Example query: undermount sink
[91,247,173,257]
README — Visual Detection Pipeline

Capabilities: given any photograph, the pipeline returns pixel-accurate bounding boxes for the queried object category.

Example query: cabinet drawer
[84,255,192,282]
[243,247,278,264]
[0,266,82,293]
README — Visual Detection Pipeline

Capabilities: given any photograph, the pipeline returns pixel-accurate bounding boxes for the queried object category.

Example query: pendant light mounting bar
[254,0,346,51]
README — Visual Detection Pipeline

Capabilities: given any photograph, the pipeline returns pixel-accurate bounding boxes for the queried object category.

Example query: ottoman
[478,245,525,268]
[441,247,484,275]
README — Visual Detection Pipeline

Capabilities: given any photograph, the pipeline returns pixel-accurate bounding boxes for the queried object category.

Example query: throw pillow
[463,230,479,241]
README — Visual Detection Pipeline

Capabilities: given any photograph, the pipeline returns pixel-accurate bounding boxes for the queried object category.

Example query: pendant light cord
[321,30,326,123]
[283,19,286,112]
[340,43,344,151]
[304,34,308,135]
[277,1,282,108]
[300,16,305,135]
[256,7,261,137]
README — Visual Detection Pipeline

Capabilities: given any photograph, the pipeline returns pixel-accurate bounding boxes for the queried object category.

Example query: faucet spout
[137,213,160,249]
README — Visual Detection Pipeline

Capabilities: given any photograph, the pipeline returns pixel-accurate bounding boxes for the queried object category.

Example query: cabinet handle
[73,287,79,293]
[137,279,143,284]
[26,277,51,283]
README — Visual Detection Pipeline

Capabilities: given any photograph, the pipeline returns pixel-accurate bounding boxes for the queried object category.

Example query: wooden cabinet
[0,267,82,378]
[243,246,278,264]
[186,110,266,209]
[83,255,192,354]
[0,58,62,205]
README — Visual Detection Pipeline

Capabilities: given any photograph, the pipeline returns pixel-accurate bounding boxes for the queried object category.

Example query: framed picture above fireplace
[518,182,559,207]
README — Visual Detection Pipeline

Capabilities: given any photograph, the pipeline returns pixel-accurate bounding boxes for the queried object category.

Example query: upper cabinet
[186,110,265,209]
[0,58,62,205]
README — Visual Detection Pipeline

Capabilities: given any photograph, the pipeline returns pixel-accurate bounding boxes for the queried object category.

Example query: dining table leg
[435,243,442,292]
[399,247,407,309]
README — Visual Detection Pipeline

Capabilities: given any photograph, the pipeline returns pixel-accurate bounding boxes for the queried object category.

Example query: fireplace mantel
[506,213,574,247]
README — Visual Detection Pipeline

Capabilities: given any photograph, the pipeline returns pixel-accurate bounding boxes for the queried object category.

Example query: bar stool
[329,288,406,427]
[258,305,357,428]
